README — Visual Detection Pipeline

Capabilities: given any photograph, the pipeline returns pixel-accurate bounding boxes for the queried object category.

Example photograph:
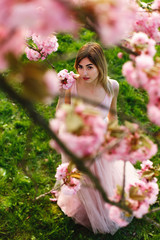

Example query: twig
[147,207,160,214]
[36,190,53,200]
[144,216,160,228]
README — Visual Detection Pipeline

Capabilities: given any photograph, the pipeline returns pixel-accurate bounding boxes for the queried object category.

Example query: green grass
[1,29,160,240]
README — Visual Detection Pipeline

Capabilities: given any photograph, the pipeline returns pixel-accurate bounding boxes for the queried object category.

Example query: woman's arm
[107,80,119,121]
[56,89,71,111]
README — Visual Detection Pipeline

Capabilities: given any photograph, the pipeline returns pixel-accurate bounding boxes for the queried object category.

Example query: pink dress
[56,80,138,235]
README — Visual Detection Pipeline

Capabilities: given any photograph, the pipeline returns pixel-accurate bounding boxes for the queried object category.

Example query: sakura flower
[135,54,154,70]
[26,33,59,61]
[147,104,160,126]
[25,47,41,61]
[55,163,69,180]
[55,162,81,195]
[57,69,76,90]
[117,52,123,59]
[106,205,129,227]
[133,202,149,218]
[140,160,153,171]
[49,102,107,159]
[62,178,81,195]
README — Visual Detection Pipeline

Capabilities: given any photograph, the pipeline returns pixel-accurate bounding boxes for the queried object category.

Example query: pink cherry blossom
[49,102,107,158]
[26,33,59,61]
[25,47,41,61]
[62,178,81,195]
[55,163,69,180]
[117,52,123,59]
[122,61,140,88]
[147,104,160,126]
[135,54,154,70]
[152,0,160,9]
[57,69,76,90]
[55,162,81,195]
[0,28,25,70]
[102,122,157,164]
[133,202,149,218]
[140,160,153,171]
[106,204,129,227]
[133,7,160,42]
[43,70,60,102]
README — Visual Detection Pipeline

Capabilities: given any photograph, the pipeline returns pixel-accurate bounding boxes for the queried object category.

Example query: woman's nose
[83,69,87,76]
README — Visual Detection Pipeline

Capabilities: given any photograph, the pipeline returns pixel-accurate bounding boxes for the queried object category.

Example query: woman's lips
[83,77,90,80]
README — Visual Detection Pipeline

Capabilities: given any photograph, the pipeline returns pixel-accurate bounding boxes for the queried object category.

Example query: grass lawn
[1,29,160,240]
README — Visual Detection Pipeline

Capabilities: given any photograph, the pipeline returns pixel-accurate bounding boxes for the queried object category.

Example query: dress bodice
[70,81,113,119]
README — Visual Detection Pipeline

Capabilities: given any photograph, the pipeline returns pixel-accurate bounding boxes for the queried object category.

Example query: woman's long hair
[74,42,113,96]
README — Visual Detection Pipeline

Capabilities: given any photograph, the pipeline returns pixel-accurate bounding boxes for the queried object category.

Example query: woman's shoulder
[108,77,119,91]
[107,77,119,95]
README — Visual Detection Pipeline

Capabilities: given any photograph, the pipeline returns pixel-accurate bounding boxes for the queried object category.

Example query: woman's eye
[87,66,93,70]
[78,65,83,69]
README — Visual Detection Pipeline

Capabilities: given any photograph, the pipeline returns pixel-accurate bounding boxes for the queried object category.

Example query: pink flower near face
[57,69,76,90]
[55,163,69,180]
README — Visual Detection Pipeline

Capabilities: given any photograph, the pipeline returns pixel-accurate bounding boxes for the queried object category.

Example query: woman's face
[77,57,99,84]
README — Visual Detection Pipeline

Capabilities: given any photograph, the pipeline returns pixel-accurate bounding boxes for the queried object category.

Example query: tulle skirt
[56,154,138,235]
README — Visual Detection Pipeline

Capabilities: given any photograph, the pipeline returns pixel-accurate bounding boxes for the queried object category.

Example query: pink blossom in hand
[55,163,69,180]
[62,178,81,195]
[55,162,81,195]
[57,69,76,90]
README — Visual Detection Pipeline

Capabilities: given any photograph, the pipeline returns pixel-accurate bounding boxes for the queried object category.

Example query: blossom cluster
[49,101,107,158]
[26,34,59,61]
[122,32,160,126]
[76,0,136,45]
[133,1,160,42]
[55,162,81,195]
[57,69,77,90]
[107,159,159,226]
[102,120,157,164]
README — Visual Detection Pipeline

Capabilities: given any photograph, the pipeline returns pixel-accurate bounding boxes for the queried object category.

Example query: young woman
[56,42,138,235]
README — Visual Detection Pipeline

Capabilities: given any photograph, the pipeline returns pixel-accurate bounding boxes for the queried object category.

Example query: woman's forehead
[78,57,94,66]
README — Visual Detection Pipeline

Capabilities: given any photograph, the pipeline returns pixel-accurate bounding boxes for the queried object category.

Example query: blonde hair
[74,42,113,95]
